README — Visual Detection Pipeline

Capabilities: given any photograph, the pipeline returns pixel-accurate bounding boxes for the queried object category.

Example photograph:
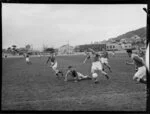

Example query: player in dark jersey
[4,54,7,58]
[126,49,146,84]
[83,48,109,83]
[64,66,91,82]
[101,48,112,72]
[46,53,63,78]
[134,47,145,72]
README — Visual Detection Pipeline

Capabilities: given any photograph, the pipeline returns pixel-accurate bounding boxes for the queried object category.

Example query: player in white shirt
[126,49,146,84]
[101,48,112,72]
[25,54,32,65]
[83,48,109,83]
[46,53,63,78]
[111,49,115,57]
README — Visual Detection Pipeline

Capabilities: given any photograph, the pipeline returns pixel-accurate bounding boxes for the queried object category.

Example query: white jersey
[146,44,149,71]
[26,57,29,62]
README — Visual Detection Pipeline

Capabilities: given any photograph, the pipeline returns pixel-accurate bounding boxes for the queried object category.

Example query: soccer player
[38,53,42,59]
[112,50,115,57]
[83,48,109,83]
[25,53,32,65]
[134,47,146,72]
[138,46,145,58]
[64,66,91,82]
[101,48,112,72]
[126,49,146,84]
[146,44,149,72]
[46,53,63,78]
[4,54,7,58]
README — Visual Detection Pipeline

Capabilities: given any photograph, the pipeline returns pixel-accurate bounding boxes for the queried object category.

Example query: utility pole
[68,40,69,55]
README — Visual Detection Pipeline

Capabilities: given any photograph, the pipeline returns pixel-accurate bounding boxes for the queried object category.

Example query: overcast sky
[2,4,147,50]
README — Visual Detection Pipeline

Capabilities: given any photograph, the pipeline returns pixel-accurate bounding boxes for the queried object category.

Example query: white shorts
[133,66,146,81]
[146,44,149,71]
[112,53,115,56]
[26,58,30,62]
[91,61,103,73]
[51,61,58,71]
[101,58,108,64]
[77,72,88,79]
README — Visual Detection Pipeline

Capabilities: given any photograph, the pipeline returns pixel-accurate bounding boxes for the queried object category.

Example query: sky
[2,4,147,50]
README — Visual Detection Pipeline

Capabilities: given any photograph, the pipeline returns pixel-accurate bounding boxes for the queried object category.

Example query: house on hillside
[121,43,132,50]
[58,44,74,54]
[106,43,122,51]
[100,40,107,44]
[131,35,141,43]
[125,38,133,43]
[120,39,127,44]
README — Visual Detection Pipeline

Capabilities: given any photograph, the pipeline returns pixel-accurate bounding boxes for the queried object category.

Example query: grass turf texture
[2,53,146,111]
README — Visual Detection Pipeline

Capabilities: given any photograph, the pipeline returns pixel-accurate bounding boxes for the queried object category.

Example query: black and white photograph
[2,3,149,111]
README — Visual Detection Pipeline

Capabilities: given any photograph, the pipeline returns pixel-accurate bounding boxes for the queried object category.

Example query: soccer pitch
[2,53,146,111]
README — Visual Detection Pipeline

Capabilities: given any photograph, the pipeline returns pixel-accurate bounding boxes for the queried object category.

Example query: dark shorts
[71,70,78,78]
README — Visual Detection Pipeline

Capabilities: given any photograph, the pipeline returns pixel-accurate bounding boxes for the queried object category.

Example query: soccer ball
[92,73,98,78]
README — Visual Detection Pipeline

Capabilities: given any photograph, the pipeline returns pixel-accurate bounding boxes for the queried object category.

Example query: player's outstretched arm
[83,57,88,63]
[46,57,50,64]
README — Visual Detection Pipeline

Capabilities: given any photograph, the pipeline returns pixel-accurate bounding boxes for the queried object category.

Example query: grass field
[2,53,147,111]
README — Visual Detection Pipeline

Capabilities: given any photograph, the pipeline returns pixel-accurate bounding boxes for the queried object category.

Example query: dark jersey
[69,70,78,78]
[87,53,100,62]
[26,55,29,57]
[49,56,56,63]
[102,51,108,58]
[94,54,100,61]
[131,54,144,68]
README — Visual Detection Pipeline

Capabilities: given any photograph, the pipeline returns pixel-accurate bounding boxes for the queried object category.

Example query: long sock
[101,71,109,79]
[108,66,112,72]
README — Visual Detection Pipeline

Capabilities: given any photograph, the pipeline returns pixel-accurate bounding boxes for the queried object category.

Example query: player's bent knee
[133,76,138,81]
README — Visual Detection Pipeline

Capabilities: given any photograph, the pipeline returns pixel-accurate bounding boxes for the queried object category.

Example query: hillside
[110,27,146,41]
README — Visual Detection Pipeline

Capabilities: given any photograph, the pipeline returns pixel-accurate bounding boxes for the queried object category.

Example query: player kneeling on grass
[64,66,91,82]
[46,53,63,78]
[126,49,146,84]
[25,54,32,65]
[83,48,109,83]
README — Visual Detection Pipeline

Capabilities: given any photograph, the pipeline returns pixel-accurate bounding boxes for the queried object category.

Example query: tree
[25,44,31,51]
[2,49,7,53]
[7,47,12,53]
[11,45,18,55]
[44,47,55,53]
[42,44,48,52]
[12,45,17,49]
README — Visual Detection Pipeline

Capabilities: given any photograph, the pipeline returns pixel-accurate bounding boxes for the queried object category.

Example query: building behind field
[106,43,122,51]
[74,44,106,52]
[121,43,132,50]
[58,44,74,54]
